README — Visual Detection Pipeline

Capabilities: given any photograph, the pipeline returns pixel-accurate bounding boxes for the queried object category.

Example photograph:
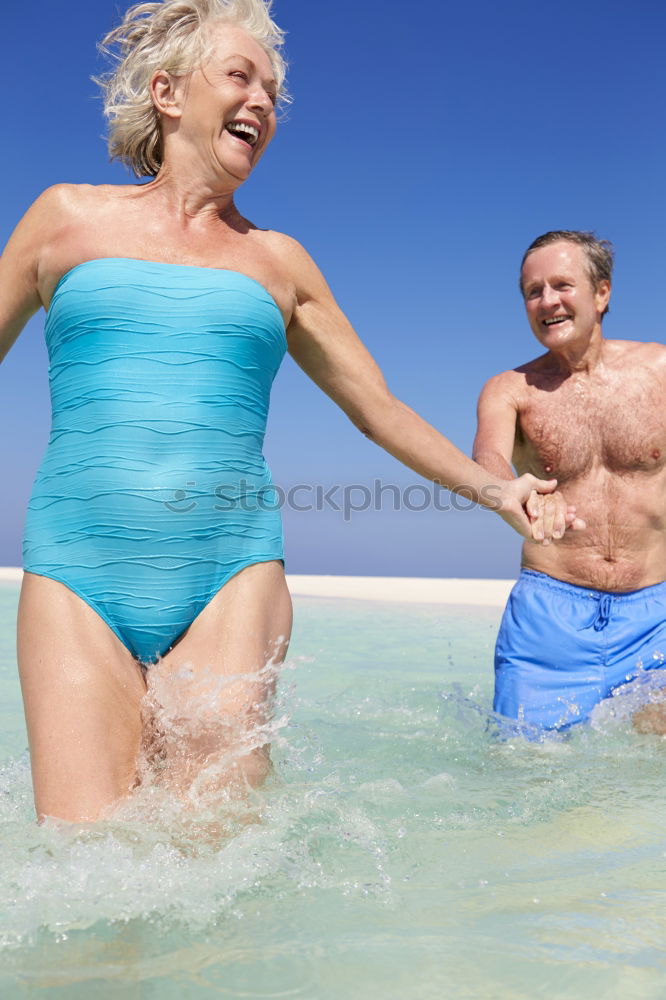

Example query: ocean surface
[1,580,666,999]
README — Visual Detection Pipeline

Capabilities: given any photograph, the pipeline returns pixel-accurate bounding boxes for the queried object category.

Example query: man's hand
[495,475,585,541]
[525,489,586,545]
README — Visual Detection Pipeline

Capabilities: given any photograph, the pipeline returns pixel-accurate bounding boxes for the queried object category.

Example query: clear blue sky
[1,0,664,576]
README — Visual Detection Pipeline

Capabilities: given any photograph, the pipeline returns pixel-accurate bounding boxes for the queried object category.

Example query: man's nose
[541,284,560,307]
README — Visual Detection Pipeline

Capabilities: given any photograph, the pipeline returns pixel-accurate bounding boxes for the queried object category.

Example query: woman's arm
[0,186,68,363]
[278,236,558,539]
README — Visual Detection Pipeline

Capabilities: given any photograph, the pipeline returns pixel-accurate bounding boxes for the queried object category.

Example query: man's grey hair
[520,230,614,317]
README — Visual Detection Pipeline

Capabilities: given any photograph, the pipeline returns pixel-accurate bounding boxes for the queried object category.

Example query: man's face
[521,241,610,352]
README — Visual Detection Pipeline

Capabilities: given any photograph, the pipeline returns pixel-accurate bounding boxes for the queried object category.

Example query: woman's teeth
[225,122,259,146]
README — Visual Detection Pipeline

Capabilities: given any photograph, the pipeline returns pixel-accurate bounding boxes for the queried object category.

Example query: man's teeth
[226,122,259,146]
[544,316,570,326]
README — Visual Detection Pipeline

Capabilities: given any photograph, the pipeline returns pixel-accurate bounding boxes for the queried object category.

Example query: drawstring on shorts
[578,593,613,632]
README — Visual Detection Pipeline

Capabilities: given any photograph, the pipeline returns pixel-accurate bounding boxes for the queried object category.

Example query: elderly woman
[0,0,571,823]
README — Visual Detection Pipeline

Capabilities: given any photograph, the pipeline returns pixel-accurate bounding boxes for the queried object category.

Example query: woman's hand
[525,489,586,545]
[496,475,585,542]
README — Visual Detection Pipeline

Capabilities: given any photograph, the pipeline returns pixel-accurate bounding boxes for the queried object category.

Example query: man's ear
[595,279,611,315]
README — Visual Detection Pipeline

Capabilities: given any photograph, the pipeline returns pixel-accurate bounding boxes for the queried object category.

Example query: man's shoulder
[606,339,666,369]
[477,365,537,414]
[481,353,550,391]
[479,368,519,395]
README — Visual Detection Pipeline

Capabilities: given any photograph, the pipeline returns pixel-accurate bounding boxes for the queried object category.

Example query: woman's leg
[144,560,293,801]
[17,573,147,822]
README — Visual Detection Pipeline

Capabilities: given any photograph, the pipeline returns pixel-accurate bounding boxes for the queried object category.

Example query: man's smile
[542,315,572,327]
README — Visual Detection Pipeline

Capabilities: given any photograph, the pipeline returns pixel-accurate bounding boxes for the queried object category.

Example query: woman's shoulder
[4,185,91,265]
[18,183,79,229]
[27,182,136,228]
[232,226,330,325]
[21,184,138,303]
[254,228,325,288]
[257,227,310,261]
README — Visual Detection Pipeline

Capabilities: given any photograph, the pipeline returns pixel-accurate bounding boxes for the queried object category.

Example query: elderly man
[473,230,666,732]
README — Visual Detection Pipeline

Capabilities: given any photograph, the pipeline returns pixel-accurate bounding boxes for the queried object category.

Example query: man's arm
[473,373,584,542]
[472,374,519,479]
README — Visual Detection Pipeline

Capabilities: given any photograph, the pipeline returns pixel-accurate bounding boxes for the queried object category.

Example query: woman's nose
[248,86,274,116]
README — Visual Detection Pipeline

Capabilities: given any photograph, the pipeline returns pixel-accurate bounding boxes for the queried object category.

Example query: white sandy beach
[0,569,23,582]
[0,567,514,607]
[286,575,514,606]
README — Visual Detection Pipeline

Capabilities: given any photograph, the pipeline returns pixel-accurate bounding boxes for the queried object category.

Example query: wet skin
[1,23,572,821]
[474,241,666,592]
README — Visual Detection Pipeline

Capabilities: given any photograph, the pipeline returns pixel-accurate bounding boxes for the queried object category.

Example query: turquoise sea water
[2,580,666,999]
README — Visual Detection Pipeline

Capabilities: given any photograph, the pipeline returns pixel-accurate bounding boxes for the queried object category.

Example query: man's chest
[515,374,666,480]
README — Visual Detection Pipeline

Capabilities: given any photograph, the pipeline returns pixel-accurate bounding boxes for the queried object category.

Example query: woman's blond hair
[96,0,288,178]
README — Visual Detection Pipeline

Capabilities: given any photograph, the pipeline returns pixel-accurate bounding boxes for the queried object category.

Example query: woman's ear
[150,70,183,119]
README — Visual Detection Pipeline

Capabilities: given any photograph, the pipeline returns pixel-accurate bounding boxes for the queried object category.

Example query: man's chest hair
[515,367,666,480]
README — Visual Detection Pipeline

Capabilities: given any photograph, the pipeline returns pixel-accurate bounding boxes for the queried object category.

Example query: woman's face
[165,23,278,184]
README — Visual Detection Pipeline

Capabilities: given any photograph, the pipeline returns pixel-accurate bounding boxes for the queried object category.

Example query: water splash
[0,652,398,955]
[125,652,293,821]
[3,595,666,997]
[591,658,666,734]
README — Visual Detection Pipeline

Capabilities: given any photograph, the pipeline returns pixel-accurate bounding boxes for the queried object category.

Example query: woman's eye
[230,70,248,82]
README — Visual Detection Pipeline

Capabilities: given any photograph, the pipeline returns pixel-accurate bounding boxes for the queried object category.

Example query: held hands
[525,489,585,545]
[496,475,586,543]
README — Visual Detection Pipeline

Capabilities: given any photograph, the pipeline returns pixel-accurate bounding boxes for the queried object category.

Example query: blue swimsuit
[23,258,287,664]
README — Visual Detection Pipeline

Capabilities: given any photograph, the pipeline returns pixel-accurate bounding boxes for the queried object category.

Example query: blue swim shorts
[494,569,666,731]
